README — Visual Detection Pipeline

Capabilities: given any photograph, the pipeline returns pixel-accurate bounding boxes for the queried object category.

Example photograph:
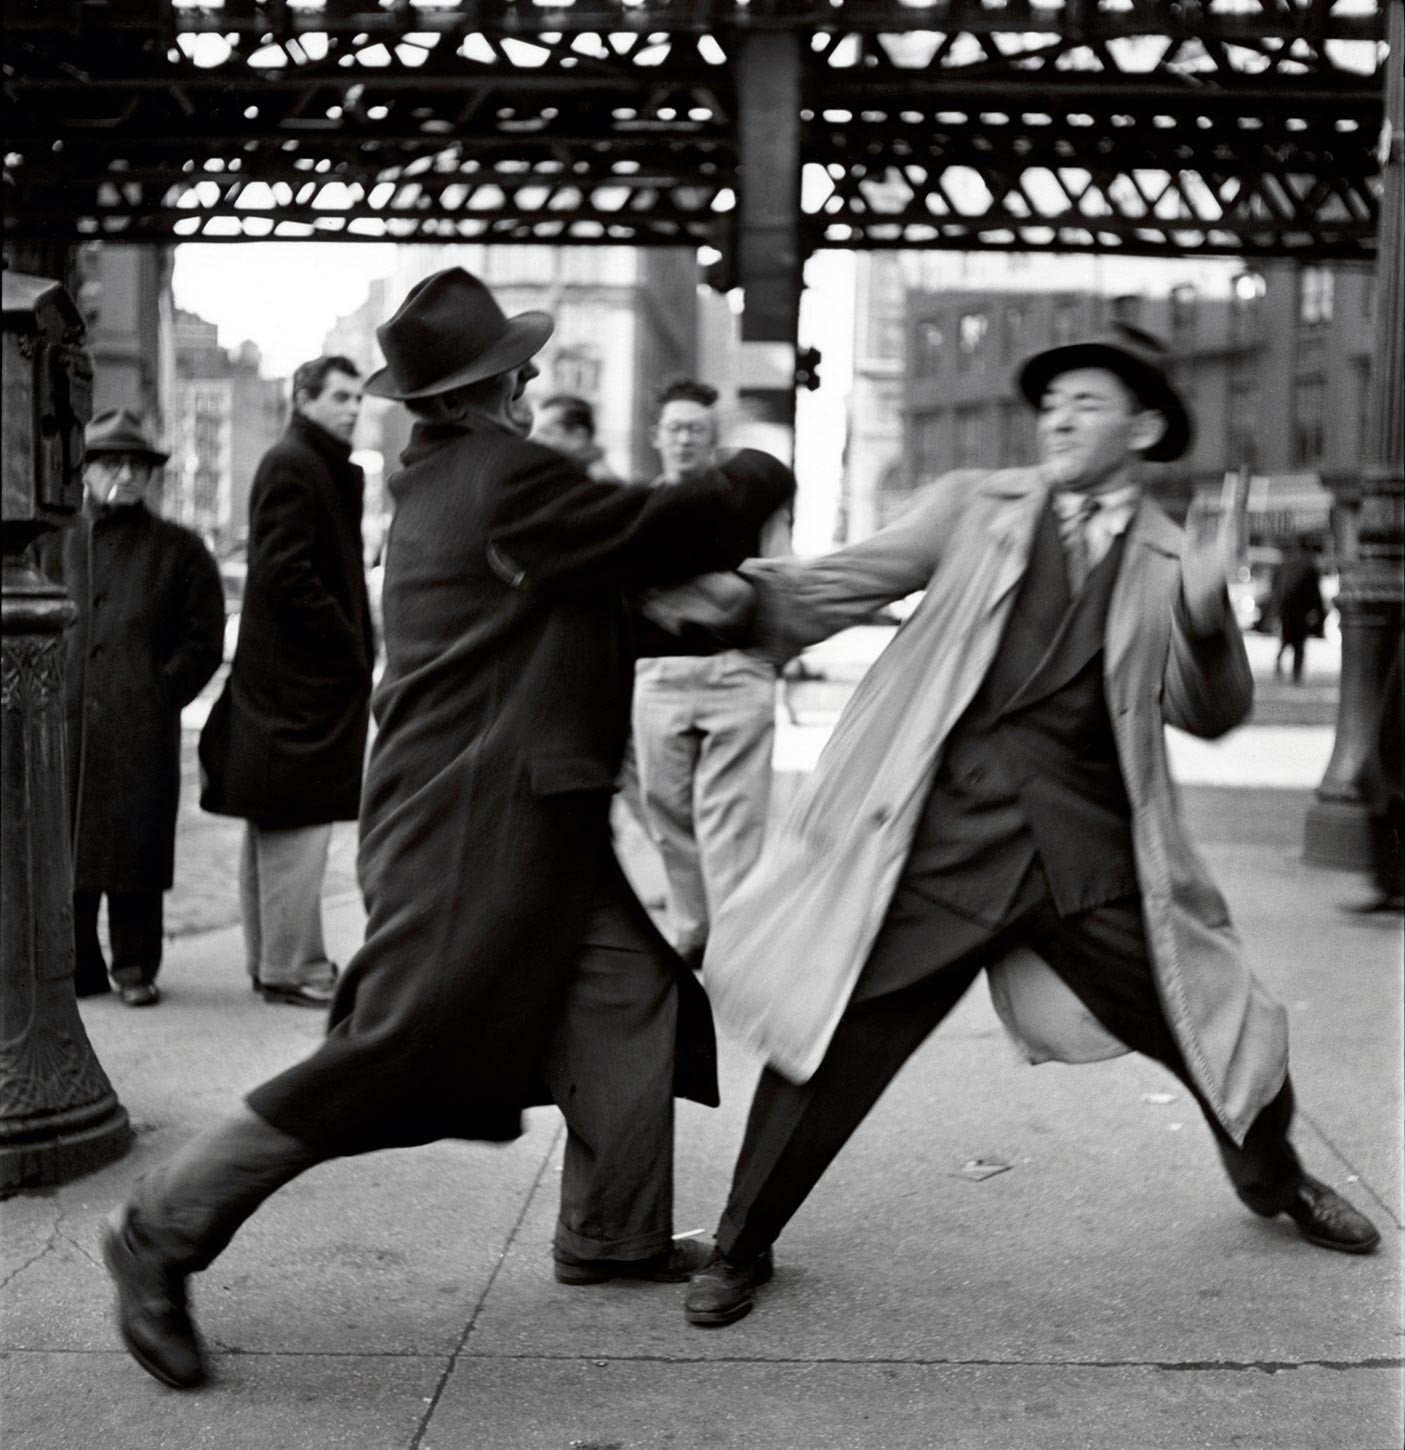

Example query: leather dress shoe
[684,1246,774,1327]
[257,981,335,1008]
[1241,1176,1381,1254]
[119,983,161,1008]
[101,1212,206,1389]
[555,1236,712,1286]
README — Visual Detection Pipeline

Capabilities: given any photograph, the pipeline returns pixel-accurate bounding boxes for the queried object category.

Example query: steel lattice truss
[1,0,1389,258]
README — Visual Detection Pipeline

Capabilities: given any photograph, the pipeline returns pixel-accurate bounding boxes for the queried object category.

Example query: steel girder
[1,1,1389,259]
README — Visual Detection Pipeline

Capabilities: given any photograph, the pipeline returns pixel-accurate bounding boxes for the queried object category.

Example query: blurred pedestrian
[198,357,373,1007]
[531,393,622,482]
[49,409,224,1007]
[676,324,1379,1330]
[102,267,793,1390]
[632,380,796,967]
[1270,534,1324,684]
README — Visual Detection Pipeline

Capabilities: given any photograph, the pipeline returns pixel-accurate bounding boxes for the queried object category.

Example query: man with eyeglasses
[48,409,225,1006]
[632,380,796,968]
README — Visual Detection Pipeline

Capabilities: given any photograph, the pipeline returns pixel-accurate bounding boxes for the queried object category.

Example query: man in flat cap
[102,267,793,1389]
[678,323,1380,1330]
[47,409,225,1006]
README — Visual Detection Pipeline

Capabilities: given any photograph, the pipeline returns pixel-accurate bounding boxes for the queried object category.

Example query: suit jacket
[199,414,373,826]
[247,422,793,1155]
[701,466,1287,1147]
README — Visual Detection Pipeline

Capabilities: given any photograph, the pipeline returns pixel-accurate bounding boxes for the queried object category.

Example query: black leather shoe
[119,983,161,1008]
[1242,1176,1381,1254]
[257,981,335,1008]
[685,1247,774,1327]
[555,1236,712,1286]
[101,1212,205,1389]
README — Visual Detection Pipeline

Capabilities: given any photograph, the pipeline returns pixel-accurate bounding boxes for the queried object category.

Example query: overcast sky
[172,242,399,378]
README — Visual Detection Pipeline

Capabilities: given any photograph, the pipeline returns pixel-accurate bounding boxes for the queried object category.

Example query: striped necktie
[1053,493,1100,595]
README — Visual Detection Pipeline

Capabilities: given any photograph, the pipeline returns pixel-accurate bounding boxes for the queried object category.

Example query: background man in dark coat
[198,356,373,1007]
[50,409,224,1007]
[102,266,794,1391]
[1269,534,1325,684]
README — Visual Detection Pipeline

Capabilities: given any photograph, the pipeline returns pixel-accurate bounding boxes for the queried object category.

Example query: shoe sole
[100,1228,205,1390]
[257,988,333,1007]
[1296,1224,1381,1254]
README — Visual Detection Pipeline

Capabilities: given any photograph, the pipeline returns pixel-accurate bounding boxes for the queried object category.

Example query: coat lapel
[1106,498,1181,695]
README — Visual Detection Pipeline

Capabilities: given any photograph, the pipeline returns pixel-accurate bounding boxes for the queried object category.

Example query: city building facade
[170,308,286,550]
[900,260,1375,545]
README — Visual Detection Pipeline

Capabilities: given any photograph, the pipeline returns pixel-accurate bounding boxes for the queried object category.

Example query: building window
[1052,298,1080,344]
[552,346,601,397]
[1170,283,1196,340]
[1227,376,1259,470]
[1111,294,1142,326]
[1293,374,1326,465]
[1001,304,1026,361]
[997,398,1028,466]
[954,405,984,467]
[914,413,943,483]
[956,312,987,373]
[1299,266,1334,328]
[913,319,944,378]
[1231,271,1266,344]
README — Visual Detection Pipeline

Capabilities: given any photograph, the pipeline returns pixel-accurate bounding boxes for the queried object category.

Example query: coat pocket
[526,751,618,797]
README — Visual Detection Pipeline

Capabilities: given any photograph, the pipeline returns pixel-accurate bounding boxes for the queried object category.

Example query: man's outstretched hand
[1180,498,1237,637]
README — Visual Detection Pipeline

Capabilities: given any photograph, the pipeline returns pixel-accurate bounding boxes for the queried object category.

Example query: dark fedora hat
[1015,321,1193,463]
[364,267,554,401]
[84,407,169,465]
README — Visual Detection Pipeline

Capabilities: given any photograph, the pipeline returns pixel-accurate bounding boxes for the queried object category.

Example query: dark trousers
[127,875,684,1273]
[74,890,164,993]
[716,866,1302,1263]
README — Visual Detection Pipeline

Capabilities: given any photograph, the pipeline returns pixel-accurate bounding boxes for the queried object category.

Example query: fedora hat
[364,267,554,401]
[84,407,169,465]
[1015,321,1192,462]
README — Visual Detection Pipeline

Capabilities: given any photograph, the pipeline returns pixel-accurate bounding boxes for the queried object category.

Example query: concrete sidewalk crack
[0,1202,64,1294]
[406,1120,566,1450]
[449,1350,1405,1374]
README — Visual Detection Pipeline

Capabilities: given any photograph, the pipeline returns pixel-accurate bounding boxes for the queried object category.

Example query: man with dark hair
[102,268,793,1391]
[198,354,372,1007]
[531,393,621,482]
[51,409,225,1007]
[679,323,1379,1329]
[633,378,796,967]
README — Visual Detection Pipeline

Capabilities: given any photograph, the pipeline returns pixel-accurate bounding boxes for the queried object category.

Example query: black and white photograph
[1,3,1400,1447]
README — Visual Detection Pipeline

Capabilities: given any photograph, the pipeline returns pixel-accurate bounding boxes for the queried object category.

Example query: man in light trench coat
[99,267,795,1391]
[677,323,1381,1329]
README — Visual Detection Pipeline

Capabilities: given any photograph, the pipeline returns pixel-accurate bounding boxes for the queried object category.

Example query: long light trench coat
[702,466,1289,1146]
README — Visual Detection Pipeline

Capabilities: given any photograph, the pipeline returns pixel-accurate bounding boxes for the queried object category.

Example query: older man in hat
[101,267,793,1389]
[48,409,225,1006]
[676,323,1380,1330]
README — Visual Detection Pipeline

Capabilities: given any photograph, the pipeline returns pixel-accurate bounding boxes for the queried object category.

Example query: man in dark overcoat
[1269,534,1325,684]
[102,267,795,1390]
[49,409,224,1007]
[198,355,373,1006]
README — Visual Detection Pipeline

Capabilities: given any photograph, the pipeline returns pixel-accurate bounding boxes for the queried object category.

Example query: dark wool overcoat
[199,414,373,827]
[246,423,791,1156]
[46,503,224,892]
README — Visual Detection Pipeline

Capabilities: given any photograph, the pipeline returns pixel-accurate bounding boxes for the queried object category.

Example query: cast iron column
[1304,0,1405,866]
[1,272,131,1189]
[732,24,804,464]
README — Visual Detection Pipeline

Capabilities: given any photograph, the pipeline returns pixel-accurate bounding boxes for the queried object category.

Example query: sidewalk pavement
[3,639,1400,1449]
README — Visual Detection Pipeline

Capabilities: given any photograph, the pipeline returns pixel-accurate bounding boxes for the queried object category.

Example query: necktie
[1054,494,1100,595]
